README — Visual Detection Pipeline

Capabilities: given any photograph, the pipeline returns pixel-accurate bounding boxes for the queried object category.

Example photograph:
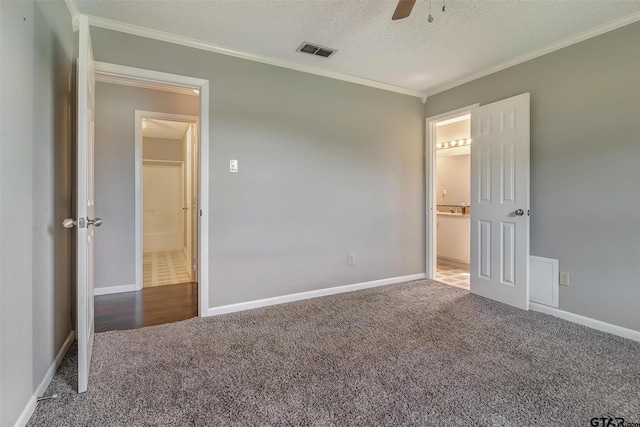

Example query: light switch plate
[559,272,570,286]
[230,159,238,173]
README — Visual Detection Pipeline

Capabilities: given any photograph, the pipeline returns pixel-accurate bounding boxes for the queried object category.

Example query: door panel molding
[470,92,530,309]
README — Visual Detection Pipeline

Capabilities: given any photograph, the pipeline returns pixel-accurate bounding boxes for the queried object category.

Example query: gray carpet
[29,280,640,426]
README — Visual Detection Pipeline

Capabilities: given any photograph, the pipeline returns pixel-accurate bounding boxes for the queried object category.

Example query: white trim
[135,111,198,291]
[93,284,137,296]
[530,303,640,343]
[96,73,198,97]
[64,0,79,21]
[13,331,74,427]
[93,61,210,317]
[81,10,640,100]
[207,274,426,316]
[197,87,210,316]
[425,105,478,280]
[424,12,640,97]
[95,61,203,89]
[85,15,424,99]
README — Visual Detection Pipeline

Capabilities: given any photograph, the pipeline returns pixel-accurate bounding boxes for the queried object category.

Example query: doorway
[138,113,199,289]
[426,105,478,289]
[434,113,471,289]
[426,94,531,310]
[91,63,210,336]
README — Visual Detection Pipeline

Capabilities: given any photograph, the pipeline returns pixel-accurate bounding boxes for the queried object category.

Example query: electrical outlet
[559,272,570,286]
[348,254,356,265]
[229,159,238,173]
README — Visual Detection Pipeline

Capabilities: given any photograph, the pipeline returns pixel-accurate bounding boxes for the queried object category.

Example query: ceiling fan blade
[392,0,417,20]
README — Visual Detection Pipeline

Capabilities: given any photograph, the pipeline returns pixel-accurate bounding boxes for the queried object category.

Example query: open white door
[470,93,530,309]
[190,123,199,280]
[75,15,98,393]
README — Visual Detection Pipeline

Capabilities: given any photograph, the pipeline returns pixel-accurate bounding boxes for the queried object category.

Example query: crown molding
[84,14,425,99]
[64,0,79,20]
[424,11,640,98]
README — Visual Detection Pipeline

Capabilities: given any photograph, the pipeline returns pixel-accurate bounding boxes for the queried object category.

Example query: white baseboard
[14,331,75,427]
[94,283,138,296]
[530,302,640,342]
[208,273,427,316]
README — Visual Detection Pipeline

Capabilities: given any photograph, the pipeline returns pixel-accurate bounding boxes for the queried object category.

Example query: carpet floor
[28,280,640,426]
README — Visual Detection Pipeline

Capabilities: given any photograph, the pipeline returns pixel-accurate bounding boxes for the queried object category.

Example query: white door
[184,125,193,276]
[470,93,530,309]
[76,16,98,393]
[189,123,199,280]
[142,163,184,252]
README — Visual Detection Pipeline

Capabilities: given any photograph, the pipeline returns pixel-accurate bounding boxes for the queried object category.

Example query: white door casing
[470,93,530,310]
[76,15,97,393]
[425,105,479,280]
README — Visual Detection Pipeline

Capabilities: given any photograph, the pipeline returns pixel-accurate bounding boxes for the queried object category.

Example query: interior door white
[184,125,193,277]
[142,163,184,252]
[470,93,530,309]
[76,16,97,393]
[190,123,199,280]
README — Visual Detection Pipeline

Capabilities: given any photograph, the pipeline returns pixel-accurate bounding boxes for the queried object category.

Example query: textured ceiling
[74,0,640,95]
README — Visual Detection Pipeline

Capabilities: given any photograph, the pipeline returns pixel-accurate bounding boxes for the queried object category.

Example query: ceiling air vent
[296,42,337,58]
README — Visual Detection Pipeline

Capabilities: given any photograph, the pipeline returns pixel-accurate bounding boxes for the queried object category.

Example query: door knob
[87,217,102,227]
[514,209,524,216]
[62,218,75,229]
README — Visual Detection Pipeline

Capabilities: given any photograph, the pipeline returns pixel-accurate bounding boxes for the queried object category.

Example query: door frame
[134,110,199,291]
[94,61,210,316]
[425,104,478,281]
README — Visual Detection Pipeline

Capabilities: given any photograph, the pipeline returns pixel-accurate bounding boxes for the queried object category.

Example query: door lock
[87,217,103,227]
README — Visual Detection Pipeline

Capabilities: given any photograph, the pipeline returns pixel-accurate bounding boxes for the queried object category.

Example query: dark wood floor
[94,282,198,333]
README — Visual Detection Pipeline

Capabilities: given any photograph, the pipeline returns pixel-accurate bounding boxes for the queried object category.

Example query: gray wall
[0,1,73,425]
[143,137,184,161]
[90,28,425,306]
[94,83,198,288]
[425,22,640,331]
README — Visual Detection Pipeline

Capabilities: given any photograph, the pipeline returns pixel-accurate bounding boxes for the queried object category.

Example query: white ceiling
[73,0,640,95]
[142,118,190,139]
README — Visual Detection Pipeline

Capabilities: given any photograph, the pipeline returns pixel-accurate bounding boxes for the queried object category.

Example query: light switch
[230,159,238,173]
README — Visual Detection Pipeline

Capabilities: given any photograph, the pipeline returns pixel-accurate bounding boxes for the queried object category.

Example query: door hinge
[527,209,530,216]
[78,217,86,229]
[200,209,202,216]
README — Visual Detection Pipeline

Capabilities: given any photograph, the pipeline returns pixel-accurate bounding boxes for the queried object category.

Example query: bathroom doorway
[426,107,477,289]
[137,112,199,289]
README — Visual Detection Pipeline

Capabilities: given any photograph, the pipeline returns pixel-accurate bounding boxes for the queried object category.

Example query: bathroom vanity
[436,209,470,265]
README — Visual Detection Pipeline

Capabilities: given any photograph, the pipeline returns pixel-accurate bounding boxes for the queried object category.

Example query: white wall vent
[296,42,337,58]
[530,256,559,308]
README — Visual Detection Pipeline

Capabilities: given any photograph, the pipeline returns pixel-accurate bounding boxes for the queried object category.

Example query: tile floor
[436,261,470,289]
[143,250,192,287]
